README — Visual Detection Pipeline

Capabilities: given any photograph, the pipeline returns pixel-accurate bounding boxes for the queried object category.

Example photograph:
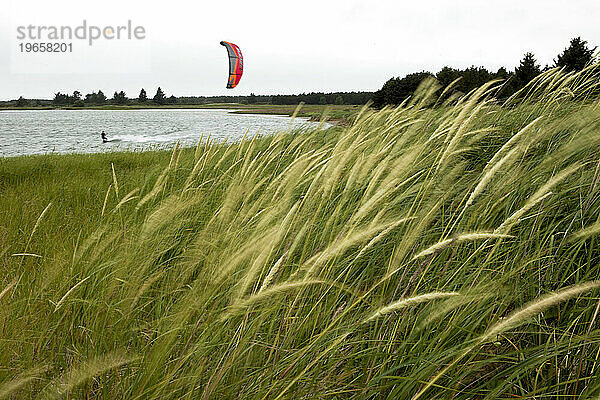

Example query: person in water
[101,130,107,143]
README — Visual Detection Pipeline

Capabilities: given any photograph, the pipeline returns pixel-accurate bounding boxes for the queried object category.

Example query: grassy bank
[225,104,358,125]
[2,66,600,398]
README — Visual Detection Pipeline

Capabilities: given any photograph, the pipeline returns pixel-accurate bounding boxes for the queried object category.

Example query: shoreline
[0,103,358,125]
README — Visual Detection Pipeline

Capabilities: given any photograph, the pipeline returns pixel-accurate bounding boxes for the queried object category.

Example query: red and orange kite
[220,41,243,89]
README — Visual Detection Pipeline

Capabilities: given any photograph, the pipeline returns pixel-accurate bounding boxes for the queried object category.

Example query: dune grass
[2,65,600,398]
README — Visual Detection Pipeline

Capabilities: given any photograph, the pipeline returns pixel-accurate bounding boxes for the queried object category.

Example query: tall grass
[2,65,600,398]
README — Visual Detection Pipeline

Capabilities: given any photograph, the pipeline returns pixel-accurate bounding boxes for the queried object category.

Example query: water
[0,109,326,157]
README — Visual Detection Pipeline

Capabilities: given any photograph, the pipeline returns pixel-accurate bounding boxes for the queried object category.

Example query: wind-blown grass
[2,65,600,398]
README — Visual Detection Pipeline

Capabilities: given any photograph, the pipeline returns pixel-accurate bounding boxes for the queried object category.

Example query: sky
[0,0,599,100]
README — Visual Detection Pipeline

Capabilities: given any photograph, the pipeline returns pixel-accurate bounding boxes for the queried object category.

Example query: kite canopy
[220,41,243,89]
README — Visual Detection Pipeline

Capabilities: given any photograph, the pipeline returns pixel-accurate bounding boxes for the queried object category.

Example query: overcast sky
[1,0,599,100]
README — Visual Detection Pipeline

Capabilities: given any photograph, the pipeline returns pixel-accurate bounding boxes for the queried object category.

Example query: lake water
[0,109,326,158]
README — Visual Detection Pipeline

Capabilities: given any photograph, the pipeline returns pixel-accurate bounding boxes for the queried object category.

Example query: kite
[220,41,243,89]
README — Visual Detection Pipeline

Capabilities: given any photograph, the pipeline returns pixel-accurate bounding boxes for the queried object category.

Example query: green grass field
[2,66,600,398]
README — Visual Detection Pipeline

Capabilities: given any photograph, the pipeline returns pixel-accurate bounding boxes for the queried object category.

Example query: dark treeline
[49,87,178,107]
[177,92,372,105]
[2,89,373,108]
[373,37,597,108]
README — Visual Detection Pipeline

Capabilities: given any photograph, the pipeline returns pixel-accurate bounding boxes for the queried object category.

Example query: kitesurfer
[101,130,108,143]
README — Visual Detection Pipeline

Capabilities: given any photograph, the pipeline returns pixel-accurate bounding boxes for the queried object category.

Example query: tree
[112,91,127,105]
[83,91,107,104]
[96,90,107,104]
[248,93,257,104]
[153,87,166,104]
[495,67,509,80]
[72,91,81,101]
[494,67,517,98]
[515,52,541,88]
[84,92,95,104]
[436,66,462,90]
[372,72,434,108]
[555,37,596,72]
[168,95,177,104]
[16,96,28,107]
[53,92,70,105]
[139,88,147,103]
[334,95,343,105]
[435,66,494,95]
